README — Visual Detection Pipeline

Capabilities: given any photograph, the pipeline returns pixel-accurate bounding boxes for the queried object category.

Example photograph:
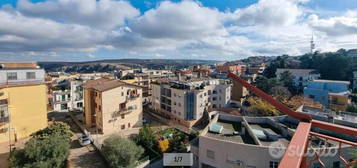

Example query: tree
[102,135,144,168]
[10,134,70,168]
[32,122,72,141]
[270,86,291,102]
[10,122,72,168]
[134,125,160,159]
[253,76,279,93]
[278,71,296,94]
[346,104,357,113]
[319,52,351,80]
[167,131,188,153]
[247,97,280,116]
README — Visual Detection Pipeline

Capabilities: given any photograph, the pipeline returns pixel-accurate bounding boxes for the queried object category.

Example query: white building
[276,69,320,91]
[191,113,356,168]
[53,79,83,112]
[151,79,231,127]
[0,63,45,85]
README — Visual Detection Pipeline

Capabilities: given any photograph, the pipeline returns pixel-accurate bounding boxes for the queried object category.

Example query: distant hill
[39,59,218,73]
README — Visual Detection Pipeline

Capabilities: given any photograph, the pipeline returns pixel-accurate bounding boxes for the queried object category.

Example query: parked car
[79,135,91,146]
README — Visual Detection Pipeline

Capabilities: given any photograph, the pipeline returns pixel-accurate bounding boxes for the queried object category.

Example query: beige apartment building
[83,78,143,134]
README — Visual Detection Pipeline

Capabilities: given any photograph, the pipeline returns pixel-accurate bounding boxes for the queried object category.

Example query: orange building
[216,65,245,75]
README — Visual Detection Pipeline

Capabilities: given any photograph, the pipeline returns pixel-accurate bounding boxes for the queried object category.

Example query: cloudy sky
[0,0,356,61]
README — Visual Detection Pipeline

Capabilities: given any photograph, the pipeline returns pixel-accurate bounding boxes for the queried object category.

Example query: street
[66,117,107,168]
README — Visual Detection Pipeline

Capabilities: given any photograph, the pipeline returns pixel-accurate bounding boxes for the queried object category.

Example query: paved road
[65,118,107,168]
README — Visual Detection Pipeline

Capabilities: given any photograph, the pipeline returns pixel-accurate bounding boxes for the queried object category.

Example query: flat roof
[206,119,256,145]
[249,123,290,146]
[312,79,350,84]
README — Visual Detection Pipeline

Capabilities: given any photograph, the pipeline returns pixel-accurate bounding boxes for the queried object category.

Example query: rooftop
[206,119,256,145]
[83,78,141,92]
[0,62,41,70]
[312,79,350,84]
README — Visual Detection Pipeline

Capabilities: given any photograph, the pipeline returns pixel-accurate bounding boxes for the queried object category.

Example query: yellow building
[0,63,48,144]
[328,93,351,111]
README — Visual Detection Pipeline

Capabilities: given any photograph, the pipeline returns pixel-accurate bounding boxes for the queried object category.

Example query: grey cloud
[17,0,140,30]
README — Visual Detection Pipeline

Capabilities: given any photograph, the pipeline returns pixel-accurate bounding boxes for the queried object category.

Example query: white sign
[163,153,193,166]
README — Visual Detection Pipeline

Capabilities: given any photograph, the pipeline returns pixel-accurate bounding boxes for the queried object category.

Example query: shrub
[10,122,72,168]
[102,135,144,168]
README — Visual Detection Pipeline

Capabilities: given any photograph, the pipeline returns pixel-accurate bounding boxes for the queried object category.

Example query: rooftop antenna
[310,32,315,54]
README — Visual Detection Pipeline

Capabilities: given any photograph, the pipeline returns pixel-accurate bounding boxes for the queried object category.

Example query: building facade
[151,79,231,127]
[83,78,143,134]
[304,80,350,110]
[216,65,245,75]
[191,113,356,168]
[0,62,48,143]
[53,79,83,112]
[276,69,320,92]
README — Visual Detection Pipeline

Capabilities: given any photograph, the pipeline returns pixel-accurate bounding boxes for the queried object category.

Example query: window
[121,92,124,96]
[309,95,315,99]
[128,123,131,128]
[333,161,340,168]
[208,90,212,95]
[207,150,215,160]
[61,95,66,101]
[121,125,125,129]
[60,103,68,110]
[7,72,17,80]
[0,105,8,118]
[213,90,217,94]
[26,72,36,79]
[269,161,279,168]
[212,97,217,101]
[77,102,83,108]
[121,114,125,119]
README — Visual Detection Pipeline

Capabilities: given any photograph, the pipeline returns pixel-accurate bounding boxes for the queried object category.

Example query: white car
[79,135,91,146]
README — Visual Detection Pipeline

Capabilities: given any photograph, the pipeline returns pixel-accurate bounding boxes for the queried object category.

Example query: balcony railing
[127,94,140,100]
[112,108,132,118]
[0,79,44,86]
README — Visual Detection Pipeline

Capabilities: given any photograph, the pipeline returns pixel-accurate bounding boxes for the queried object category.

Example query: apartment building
[276,69,320,92]
[191,113,356,168]
[83,78,142,134]
[216,65,246,75]
[151,79,231,127]
[0,63,48,143]
[231,74,256,102]
[304,80,350,111]
[53,79,83,112]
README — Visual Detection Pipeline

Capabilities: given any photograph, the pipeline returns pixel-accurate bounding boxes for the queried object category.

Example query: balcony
[112,108,132,118]
[127,94,140,100]
[0,116,9,126]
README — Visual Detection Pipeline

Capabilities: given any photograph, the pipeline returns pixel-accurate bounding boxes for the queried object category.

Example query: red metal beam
[310,131,357,146]
[279,122,312,168]
[312,120,357,137]
[228,73,311,122]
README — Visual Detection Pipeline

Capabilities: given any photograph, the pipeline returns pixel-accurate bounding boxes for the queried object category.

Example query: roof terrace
[206,119,257,145]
